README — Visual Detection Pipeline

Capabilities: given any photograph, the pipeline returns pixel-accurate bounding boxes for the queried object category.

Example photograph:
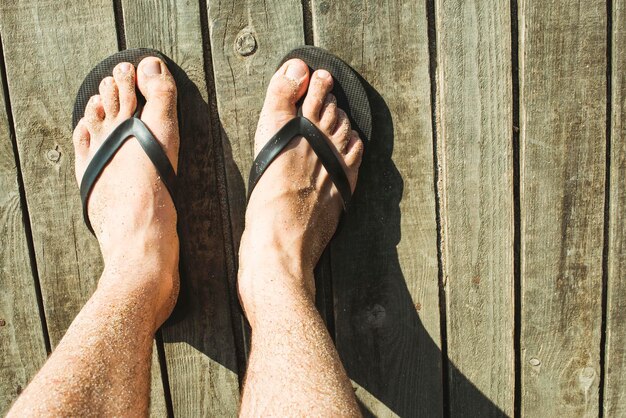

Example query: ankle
[101,231,179,274]
[98,244,180,330]
[239,281,316,330]
[239,217,328,269]
[238,246,316,326]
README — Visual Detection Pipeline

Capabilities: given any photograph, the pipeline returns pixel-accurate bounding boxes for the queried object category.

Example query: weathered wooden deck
[0,0,624,417]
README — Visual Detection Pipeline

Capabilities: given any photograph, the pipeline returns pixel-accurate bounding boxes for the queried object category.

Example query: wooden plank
[0,0,108,343]
[207,0,305,268]
[206,0,307,369]
[0,43,48,415]
[604,0,626,415]
[434,1,514,415]
[0,1,167,415]
[148,342,167,417]
[519,0,607,415]
[121,0,241,415]
[311,1,442,416]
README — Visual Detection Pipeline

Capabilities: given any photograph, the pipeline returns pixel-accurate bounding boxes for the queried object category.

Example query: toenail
[317,70,331,79]
[285,62,307,81]
[143,60,162,75]
[120,62,131,73]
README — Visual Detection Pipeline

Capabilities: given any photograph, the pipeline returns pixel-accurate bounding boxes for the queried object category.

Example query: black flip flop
[247,45,372,212]
[73,49,191,324]
[72,48,181,234]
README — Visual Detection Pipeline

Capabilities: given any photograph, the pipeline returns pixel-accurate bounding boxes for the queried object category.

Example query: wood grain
[0,0,109,344]
[519,0,607,415]
[311,1,442,416]
[0,1,167,414]
[0,40,48,415]
[148,342,167,417]
[434,1,514,415]
[122,0,241,415]
[206,0,306,363]
[604,0,626,415]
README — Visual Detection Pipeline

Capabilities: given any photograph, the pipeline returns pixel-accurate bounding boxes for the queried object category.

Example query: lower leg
[238,59,364,416]
[8,57,180,417]
[8,259,177,417]
[238,258,360,416]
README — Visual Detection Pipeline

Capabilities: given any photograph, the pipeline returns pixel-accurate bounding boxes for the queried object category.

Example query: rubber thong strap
[79,117,177,234]
[247,116,352,210]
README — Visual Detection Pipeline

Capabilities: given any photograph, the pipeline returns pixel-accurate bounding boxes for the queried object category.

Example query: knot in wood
[235,31,257,57]
[47,149,60,162]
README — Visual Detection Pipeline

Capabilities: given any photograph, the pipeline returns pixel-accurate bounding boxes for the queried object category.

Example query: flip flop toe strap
[79,117,177,234]
[247,116,352,210]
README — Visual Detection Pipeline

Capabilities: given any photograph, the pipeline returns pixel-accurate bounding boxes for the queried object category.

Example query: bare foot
[72,57,180,328]
[237,58,364,416]
[239,59,364,316]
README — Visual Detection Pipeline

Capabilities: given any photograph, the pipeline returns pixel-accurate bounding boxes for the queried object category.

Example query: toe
[136,57,179,169]
[113,62,137,117]
[72,119,90,150]
[99,76,119,118]
[83,95,106,146]
[262,58,309,115]
[136,57,177,118]
[255,59,309,154]
[84,95,105,129]
[329,108,351,153]
[318,94,338,133]
[72,120,90,182]
[342,130,364,192]
[301,70,333,122]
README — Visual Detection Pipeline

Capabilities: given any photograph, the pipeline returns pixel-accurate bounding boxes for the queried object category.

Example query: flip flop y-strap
[79,110,176,234]
[247,115,352,210]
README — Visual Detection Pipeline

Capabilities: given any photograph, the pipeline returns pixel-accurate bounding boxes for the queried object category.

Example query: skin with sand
[7,57,363,417]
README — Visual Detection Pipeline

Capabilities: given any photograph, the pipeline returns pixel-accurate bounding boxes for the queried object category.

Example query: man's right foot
[238,59,364,316]
[72,57,181,328]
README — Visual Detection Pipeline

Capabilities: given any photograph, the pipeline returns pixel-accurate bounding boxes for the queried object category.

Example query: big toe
[136,57,179,170]
[255,59,309,152]
[265,59,309,113]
